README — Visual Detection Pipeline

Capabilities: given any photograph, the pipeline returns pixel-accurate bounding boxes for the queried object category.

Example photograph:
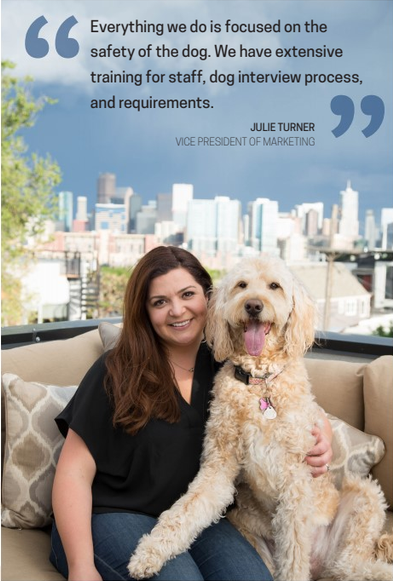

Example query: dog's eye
[237,281,248,289]
[269,282,280,290]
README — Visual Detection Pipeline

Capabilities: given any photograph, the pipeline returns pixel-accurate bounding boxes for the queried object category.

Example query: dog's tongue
[244,321,266,356]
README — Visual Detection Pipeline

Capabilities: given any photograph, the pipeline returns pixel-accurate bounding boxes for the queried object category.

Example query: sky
[2,0,393,230]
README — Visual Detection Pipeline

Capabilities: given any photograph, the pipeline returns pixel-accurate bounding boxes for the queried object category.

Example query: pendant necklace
[171,361,195,373]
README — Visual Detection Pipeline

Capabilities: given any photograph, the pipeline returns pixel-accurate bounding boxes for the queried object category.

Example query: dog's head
[205,255,316,362]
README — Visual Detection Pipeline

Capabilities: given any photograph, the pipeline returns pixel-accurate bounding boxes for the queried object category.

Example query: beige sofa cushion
[364,355,393,509]
[1,329,103,467]
[305,358,365,429]
[2,374,77,528]
[1,329,103,385]
[2,527,65,581]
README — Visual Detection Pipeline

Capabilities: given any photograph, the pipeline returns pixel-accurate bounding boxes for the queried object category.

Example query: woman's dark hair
[105,246,212,434]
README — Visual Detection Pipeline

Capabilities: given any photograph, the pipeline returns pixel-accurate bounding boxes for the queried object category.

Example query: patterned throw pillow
[98,321,122,351]
[1,374,77,529]
[328,413,386,488]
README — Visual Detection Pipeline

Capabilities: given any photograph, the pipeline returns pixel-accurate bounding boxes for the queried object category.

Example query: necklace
[171,360,195,373]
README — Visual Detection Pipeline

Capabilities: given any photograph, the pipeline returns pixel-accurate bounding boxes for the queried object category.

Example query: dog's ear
[205,287,234,362]
[284,276,316,358]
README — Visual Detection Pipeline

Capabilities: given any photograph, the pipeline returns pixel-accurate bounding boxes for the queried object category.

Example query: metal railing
[1,318,392,359]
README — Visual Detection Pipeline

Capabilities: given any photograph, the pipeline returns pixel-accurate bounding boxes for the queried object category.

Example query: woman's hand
[305,415,333,478]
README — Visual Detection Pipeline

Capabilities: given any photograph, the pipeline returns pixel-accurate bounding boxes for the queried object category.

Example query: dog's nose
[245,299,264,317]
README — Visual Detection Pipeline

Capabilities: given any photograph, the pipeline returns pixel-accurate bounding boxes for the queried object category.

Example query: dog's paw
[128,537,167,580]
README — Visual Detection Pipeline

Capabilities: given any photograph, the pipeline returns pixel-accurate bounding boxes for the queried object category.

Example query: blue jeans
[50,512,273,581]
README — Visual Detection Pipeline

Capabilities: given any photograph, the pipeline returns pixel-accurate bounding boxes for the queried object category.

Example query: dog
[129,254,393,580]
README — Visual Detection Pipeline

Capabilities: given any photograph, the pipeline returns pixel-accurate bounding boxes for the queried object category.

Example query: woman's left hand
[305,417,333,478]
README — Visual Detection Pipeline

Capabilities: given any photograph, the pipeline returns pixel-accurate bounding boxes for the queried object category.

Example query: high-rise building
[305,209,319,237]
[186,196,241,255]
[249,198,279,254]
[157,193,173,222]
[172,184,193,231]
[76,196,88,221]
[294,202,324,234]
[364,209,377,249]
[95,203,126,233]
[129,194,142,233]
[186,199,216,255]
[136,202,157,235]
[58,191,74,232]
[381,208,393,250]
[215,197,241,254]
[97,173,116,204]
[339,181,359,242]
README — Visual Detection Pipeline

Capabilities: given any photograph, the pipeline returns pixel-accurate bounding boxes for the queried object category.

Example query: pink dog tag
[260,397,277,419]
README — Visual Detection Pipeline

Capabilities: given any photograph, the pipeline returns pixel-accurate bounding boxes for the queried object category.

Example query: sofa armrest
[364,355,393,509]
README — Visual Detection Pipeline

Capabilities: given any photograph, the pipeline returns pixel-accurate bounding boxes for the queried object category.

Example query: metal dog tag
[264,405,277,420]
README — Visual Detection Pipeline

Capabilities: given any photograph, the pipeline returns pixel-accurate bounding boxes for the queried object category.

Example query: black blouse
[55,342,221,518]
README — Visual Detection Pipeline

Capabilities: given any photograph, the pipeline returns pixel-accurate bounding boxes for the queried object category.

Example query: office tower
[215,197,241,254]
[95,203,126,233]
[339,181,359,241]
[305,209,319,237]
[129,193,142,233]
[136,201,157,234]
[249,198,279,254]
[58,191,74,232]
[76,196,88,221]
[97,173,116,204]
[381,208,393,249]
[294,202,324,234]
[172,184,193,230]
[157,193,173,222]
[186,199,216,254]
[186,197,241,255]
[364,210,377,249]
[243,214,250,245]
[110,186,128,205]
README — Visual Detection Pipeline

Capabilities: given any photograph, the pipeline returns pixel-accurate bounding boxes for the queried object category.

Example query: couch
[1,325,392,581]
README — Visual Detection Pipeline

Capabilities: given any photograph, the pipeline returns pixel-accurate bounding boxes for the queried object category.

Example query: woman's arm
[305,413,333,478]
[52,429,102,581]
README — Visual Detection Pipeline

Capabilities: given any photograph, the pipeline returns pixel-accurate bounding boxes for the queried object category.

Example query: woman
[51,246,332,581]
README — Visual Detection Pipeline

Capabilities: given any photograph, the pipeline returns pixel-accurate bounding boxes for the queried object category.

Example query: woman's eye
[153,299,166,307]
[269,282,280,290]
[237,281,247,289]
[183,291,195,298]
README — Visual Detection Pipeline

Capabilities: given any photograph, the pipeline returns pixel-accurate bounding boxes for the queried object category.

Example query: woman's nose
[169,299,185,317]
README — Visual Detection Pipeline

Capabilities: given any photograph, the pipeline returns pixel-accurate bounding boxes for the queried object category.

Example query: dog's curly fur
[129,255,393,581]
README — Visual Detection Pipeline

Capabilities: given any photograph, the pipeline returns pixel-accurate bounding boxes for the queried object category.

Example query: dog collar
[234,366,273,385]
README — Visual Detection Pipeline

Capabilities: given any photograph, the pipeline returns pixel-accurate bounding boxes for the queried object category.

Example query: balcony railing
[1,319,392,360]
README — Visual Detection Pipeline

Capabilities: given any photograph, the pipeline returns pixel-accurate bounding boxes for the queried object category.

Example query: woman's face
[146,267,208,351]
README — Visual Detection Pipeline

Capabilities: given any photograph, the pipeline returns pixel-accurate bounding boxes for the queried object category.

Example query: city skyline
[60,174,391,237]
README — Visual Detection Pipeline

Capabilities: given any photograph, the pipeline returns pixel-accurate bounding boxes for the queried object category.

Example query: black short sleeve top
[55,342,220,517]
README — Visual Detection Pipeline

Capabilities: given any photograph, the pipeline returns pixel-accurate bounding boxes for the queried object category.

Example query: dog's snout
[245,299,264,317]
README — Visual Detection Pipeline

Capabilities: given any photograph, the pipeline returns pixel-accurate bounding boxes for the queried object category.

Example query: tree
[372,323,393,338]
[98,266,131,318]
[1,61,62,325]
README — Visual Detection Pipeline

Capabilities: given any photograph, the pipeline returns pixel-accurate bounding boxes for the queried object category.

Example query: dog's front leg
[271,468,313,581]
[128,449,239,579]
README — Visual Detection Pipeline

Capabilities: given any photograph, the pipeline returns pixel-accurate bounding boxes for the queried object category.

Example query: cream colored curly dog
[129,254,393,581]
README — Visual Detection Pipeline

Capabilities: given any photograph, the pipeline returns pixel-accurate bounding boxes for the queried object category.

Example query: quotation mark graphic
[331,95,385,138]
[25,15,79,58]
